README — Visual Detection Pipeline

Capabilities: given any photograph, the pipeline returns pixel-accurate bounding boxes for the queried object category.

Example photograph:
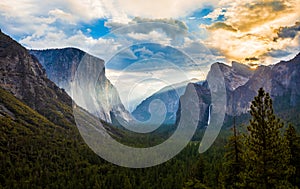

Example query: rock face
[30,48,84,93]
[176,82,211,128]
[0,30,74,126]
[218,61,254,92]
[228,54,300,117]
[30,48,131,123]
[177,53,300,128]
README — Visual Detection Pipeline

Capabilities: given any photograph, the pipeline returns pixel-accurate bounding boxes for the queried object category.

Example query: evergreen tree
[191,155,206,183]
[285,124,300,187]
[241,88,294,188]
[184,156,208,188]
[223,119,244,189]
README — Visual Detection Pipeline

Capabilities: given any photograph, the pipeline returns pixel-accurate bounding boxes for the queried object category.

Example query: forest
[1,87,300,188]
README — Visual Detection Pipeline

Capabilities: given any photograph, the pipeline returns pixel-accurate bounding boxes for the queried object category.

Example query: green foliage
[223,122,244,189]
[184,179,211,189]
[285,124,300,187]
[0,87,203,189]
[241,88,294,188]
[1,86,299,188]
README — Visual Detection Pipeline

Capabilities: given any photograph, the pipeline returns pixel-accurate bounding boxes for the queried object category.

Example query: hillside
[0,86,109,187]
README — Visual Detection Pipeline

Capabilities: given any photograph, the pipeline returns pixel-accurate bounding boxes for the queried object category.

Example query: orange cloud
[204,0,300,64]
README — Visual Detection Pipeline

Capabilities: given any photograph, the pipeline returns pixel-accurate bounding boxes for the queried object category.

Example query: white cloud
[101,0,219,20]
[0,0,218,33]
[203,8,226,21]
[0,0,107,37]
[48,8,77,24]
[127,30,172,45]
[20,30,123,61]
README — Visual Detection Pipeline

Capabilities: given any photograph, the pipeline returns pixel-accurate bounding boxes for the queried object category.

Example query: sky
[1,0,300,110]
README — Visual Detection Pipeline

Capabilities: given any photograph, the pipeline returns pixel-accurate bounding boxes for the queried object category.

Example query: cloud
[132,17,188,30]
[203,8,226,21]
[0,0,108,40]
[0,0,216,64]
[264,49,292,58]
[218,0,298,32]
[20,30,123,60]
[105,18,188,44]
[204,0,300,64]
[276,22,300,39]
[101,0,219,20]
[1,0,299,68]
[208,22,237,32]
[245,57,259,61]
[127,30,172,45]
[0,0,106,23]
[48,9,76,24]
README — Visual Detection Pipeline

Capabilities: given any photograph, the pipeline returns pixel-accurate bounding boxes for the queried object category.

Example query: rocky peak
[231,61,253,78]
[209,62,254,91]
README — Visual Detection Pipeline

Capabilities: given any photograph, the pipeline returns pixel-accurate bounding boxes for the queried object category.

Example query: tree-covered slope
[0,86,207,189]
[0,86,110,188]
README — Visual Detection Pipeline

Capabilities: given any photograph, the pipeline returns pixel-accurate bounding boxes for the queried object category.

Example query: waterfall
[207,104,212,125]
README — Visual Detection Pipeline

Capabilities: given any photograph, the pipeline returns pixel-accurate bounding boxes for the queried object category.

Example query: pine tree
[223,119,244,189]
[285,124,300,187]
[191,155,206,183]
[241,88,294,188]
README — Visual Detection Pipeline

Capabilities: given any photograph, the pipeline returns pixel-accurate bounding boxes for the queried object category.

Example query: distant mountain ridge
[133,53,300,129]
[177,53,300,128]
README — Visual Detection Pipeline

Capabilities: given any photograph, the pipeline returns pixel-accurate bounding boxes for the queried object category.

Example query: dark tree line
[184,88,300,189]
[222,88,300,189]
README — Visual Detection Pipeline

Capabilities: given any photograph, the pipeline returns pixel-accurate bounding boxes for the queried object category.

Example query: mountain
[0,30,122,135]
[0,31,211,188]
[132,60,255,127]
[177,53,300,128]
[231,54,300,121]
[30,48,131,124]
[132,79,202,125]
[0,30,129,187]
[132,60,257,127]
[0,30,75,127]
